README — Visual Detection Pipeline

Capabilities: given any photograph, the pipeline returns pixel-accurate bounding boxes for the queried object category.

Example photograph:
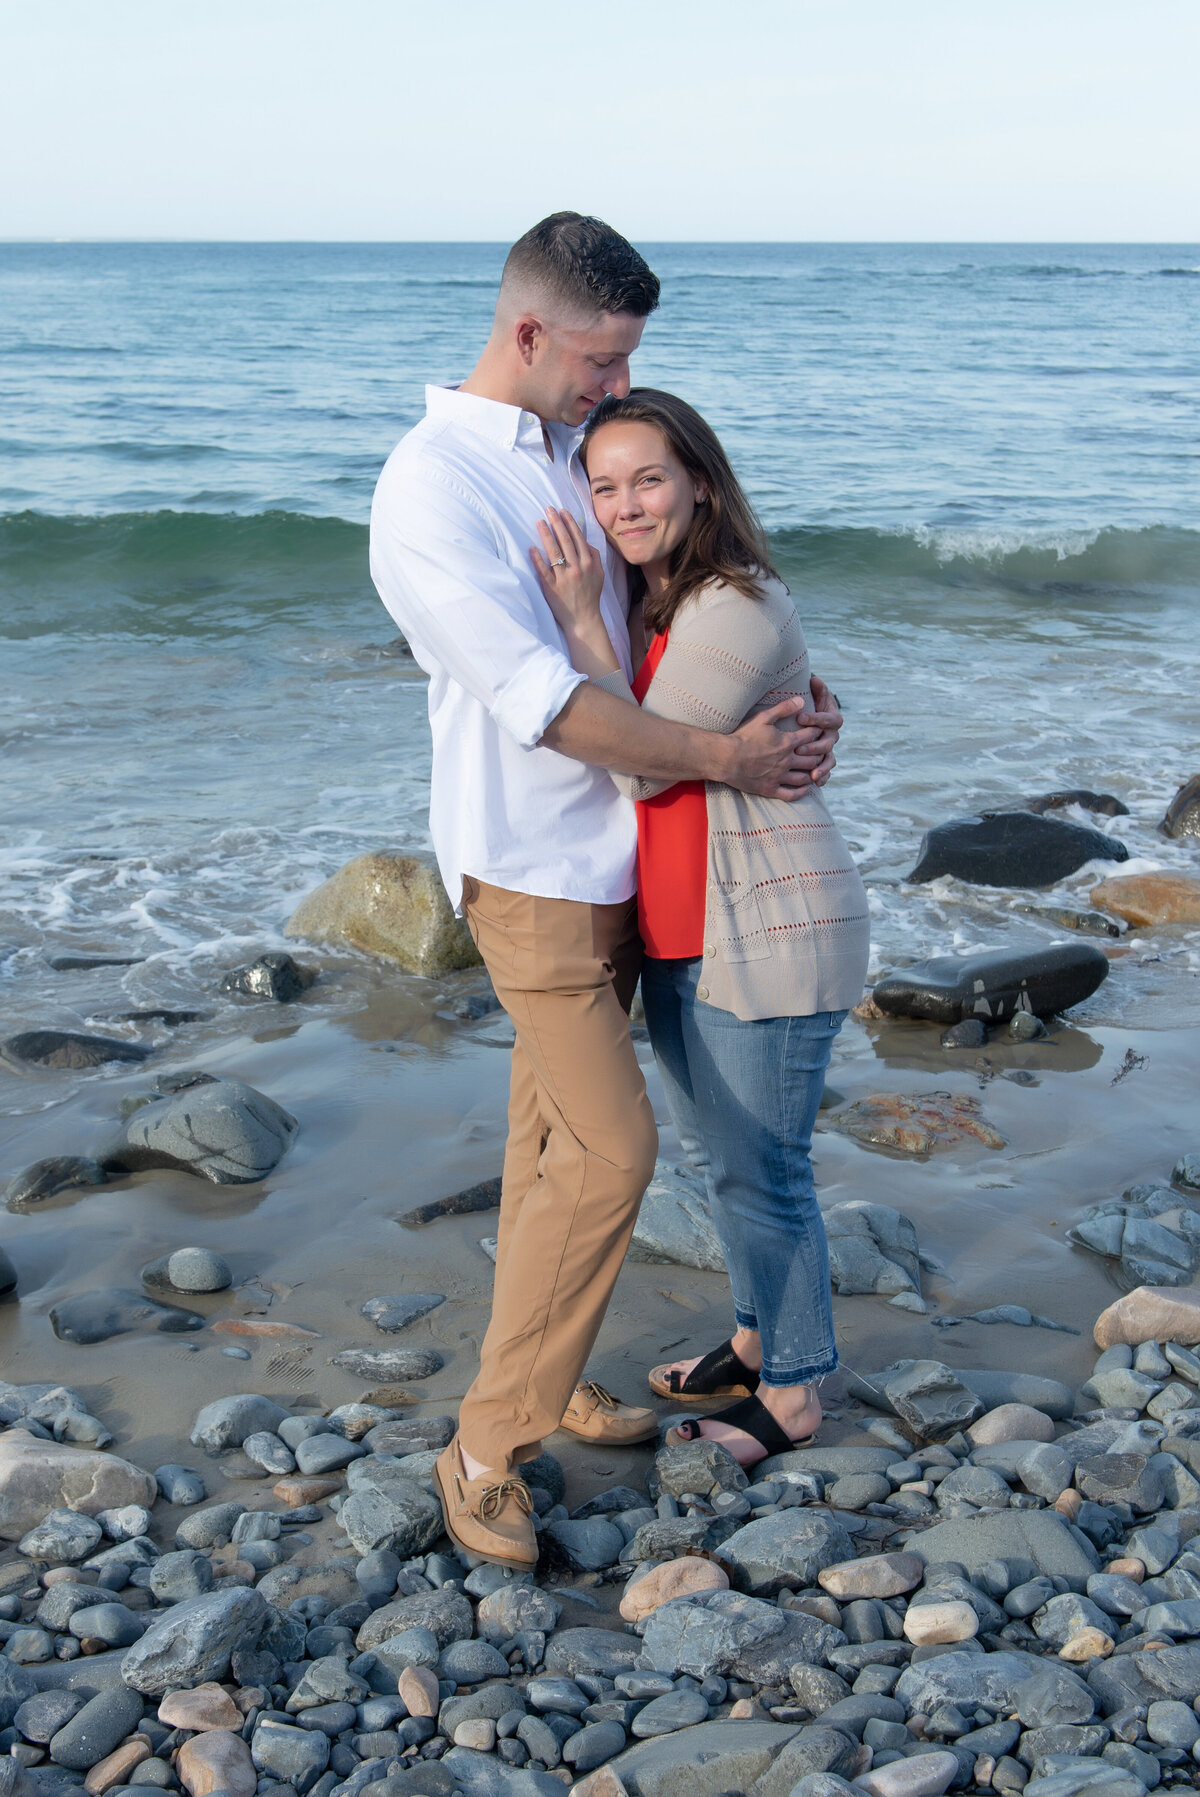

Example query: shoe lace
[478,1478,533,1521]
[579,1380,621,1411]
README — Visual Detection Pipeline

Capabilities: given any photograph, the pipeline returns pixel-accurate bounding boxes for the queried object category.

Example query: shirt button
[697,985,710,1001]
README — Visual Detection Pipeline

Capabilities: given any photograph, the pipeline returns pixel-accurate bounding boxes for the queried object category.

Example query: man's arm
[540,682,834,800]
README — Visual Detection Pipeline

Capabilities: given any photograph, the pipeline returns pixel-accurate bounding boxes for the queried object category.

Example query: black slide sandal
[648,1337,761,1402]
[665,1392,817,1458]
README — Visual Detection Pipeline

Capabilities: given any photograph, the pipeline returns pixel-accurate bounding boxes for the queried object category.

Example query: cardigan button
[704,944,716,957]
[696,985,710,1000]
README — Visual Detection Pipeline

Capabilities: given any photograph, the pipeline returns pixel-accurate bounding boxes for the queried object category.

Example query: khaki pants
[457,879,658,1472]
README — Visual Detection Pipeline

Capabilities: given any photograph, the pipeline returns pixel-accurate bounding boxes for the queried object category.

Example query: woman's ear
[694,481,709,504]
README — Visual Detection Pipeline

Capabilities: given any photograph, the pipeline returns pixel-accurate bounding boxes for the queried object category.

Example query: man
[370,213,839,1570]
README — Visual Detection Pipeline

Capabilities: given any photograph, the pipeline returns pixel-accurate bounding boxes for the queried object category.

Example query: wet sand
[3,972,1197,1526]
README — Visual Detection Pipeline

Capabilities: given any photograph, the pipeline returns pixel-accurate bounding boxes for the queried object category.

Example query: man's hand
[719,677,843,799]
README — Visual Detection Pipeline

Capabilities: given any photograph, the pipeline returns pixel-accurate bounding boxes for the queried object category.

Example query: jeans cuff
[759,1350,839,1388]
[733,1306,758,1333]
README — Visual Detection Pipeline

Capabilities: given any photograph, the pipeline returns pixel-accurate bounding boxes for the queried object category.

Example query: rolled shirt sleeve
[370,463,584,750]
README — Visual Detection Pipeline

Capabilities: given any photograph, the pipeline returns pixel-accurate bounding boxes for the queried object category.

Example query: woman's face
[585,420,707,570]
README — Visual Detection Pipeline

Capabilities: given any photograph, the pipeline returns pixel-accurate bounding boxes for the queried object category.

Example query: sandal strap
[704,1393,796,1458]
[667,1338,760,1396]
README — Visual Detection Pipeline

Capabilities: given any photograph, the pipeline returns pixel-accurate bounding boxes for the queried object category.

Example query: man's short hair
[501,212,660,320]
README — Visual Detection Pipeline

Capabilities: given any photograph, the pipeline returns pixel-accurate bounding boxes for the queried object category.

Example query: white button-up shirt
[370,384,637,912]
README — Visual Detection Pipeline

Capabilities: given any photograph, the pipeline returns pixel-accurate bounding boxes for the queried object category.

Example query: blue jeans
[641,955,845,1388]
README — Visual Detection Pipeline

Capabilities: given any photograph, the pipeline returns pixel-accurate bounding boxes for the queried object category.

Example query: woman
[529,389,870,1468]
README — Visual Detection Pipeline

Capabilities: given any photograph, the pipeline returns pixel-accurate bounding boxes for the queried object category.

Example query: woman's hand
[530,507,619,678]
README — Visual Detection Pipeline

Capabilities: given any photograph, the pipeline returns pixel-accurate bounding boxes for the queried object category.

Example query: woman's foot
[669,1381,822,1469]
[649,1328,763,1401]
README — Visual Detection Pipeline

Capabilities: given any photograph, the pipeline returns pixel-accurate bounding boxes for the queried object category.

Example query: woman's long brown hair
[581,388,780,635]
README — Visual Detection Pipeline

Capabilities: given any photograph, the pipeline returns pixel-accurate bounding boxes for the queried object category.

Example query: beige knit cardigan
[594,574,870,1022]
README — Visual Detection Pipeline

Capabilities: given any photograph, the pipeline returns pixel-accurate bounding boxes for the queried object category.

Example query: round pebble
[165,1247,233,1292]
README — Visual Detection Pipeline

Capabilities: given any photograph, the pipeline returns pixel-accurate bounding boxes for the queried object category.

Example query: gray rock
[1134,1643,1200,1700]
[759,1444,897,1484]
[1075,1455,1164,1513]
[361,1415,456,1456]
[1018,1444,1075,1503]
[526,1676,589,1715]
[251,1720,330,1794]
[48,1685,144,1770]
[1020,1767,1141,1797]
[896,1651,1043,1717]
[649,1439,747,1500]
[868,1361,985,1441]
[440,1639,510,1683]
[295,1435,364,1474]
[1013,1665,1098,1728]
[220,952,316,1002]
[906,813,1128,890]
[95,1503,151,1540]
[1145,1699,1200,1748]
[338,1461,443,1558]
[356,1589,473,1652]
[5,1157,108,1210]
[67,1601,145,1647]
[942,1019,989,1049]
[18,1509,103,1563]
[1032,1593,1113,1648]
[628,1160,725,1271]
[174,1500,244,1548]
[1081,1369,1164,1410]
[369,1624,441,1677]
[1,1030,152,1072]
[149,1548,213,1603]
[49,1287,203,1343]
[824,1203,922,1298]
[542,1627,643,1681]
[120,1585,269,1694]
[360,1294,445,1333]
[828,1472,893,1509]
[563,1719,627,1771]
[13,1690,85,1744]
[902,1507,1099,1582]
[241,1431,296,1475]
[5,1629,54,1664]
[164,1247,233,1293]
[641,1590,786,1677]
[546,1518,624,1571]
[476,1583,560,1642]
[190,1394,290,1453]
[104,1075,297,1185]
[731,1610,848,1687]
[155,1464,206,1505]
[715,1509,854,1597]
[327,1347,444,1381]
[789,1665,852,1713]
[630,1689,710,1736]
[935,1464,1014,1508]
[604,1718,803,1797]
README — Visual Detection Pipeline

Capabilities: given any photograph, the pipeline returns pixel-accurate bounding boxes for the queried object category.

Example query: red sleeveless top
[631,632,708,959]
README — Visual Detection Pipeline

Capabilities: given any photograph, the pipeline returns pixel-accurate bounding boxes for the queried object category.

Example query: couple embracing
[371,213,870,1571]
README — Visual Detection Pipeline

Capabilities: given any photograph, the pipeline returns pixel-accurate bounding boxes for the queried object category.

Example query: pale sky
[2,0,1197,241]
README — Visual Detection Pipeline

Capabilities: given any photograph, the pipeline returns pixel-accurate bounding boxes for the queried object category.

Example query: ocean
[3,240,1200,1102]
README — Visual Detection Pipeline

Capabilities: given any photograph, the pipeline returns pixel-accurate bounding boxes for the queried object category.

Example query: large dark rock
[1162,775,1200,841]
[219,952,316,1003]
[908,811,1128,887]
[0,1031,152,1072]
[872,943,1109,1025]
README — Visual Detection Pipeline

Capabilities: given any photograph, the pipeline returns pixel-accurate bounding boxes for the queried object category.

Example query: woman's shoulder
[672,571,795,637]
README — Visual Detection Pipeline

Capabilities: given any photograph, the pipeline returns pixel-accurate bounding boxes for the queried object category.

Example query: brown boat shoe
[433,1437,538,1571]
[559,1379,659,1446]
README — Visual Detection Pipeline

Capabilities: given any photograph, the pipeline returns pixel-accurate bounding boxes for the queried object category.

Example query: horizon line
[2,236,1199,248]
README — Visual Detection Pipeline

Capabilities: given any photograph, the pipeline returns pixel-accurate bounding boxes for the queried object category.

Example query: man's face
[528,310,646,427]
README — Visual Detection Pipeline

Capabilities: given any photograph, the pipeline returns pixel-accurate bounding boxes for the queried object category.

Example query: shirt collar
[426,383,584,459]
